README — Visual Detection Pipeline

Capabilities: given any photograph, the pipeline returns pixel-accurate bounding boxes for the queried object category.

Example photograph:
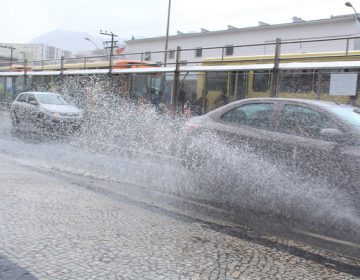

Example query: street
[0,110,359,279]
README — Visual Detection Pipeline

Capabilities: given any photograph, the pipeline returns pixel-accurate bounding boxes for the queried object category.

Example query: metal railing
[1,34,360,110]
[1,35,360,72]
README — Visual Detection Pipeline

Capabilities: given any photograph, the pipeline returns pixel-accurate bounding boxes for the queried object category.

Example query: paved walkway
[0,156,359,279]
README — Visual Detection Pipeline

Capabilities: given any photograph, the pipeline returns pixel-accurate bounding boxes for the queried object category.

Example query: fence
[1,35,360,72]
[1,35,360,112]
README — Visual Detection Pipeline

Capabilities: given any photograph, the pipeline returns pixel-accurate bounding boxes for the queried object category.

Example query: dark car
[181,98,360,199]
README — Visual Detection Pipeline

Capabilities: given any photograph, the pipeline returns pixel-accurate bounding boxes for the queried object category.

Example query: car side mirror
[320,128,343,141]
[29,100,37,106]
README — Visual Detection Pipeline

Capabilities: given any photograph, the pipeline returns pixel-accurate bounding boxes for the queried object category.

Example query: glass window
[15,76,24,94]
[221,103,274,129]
[327,106,360,130]
[206,72,227,92]
[31,76,42,91]
[314,69,348,94]
[17,94,28,102]
[144,52,151,61]
[253,71,270,92]
[27,94,37,104]
[280,104,337,138]
[0,77,5,101]
[168,50,175,59]
[279,70,315,93]
[131,74,150,100]
[225,45,234,56]
[37,94,68,105]
[316,71,331,94]
[195,48,202,58]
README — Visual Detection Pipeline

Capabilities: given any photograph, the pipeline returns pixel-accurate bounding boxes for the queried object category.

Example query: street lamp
[84,37,103,56]
[345,2,360,22]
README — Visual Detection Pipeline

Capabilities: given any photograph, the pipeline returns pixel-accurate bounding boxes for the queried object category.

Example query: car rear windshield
[37,94,68,105]
[327,106,360,130]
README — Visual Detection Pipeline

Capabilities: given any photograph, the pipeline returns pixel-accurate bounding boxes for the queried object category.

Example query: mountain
[30,30,125,53]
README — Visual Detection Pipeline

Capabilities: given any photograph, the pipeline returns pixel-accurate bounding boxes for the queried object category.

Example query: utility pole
[10,48,14,65]
[100,30,118,74]
[171,46,181,110]
[270,38,281,97]
[160,0,172,107]
[24,59,28,90]
[164,0,171,66]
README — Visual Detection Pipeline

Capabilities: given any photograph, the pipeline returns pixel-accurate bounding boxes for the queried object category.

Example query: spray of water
[5,76,360,239]
[181,132,359,229]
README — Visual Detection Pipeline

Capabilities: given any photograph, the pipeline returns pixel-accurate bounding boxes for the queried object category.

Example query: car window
[221,103,274,129]
[37,94,68,105]
[326,106,360,131]
[28,94,37,104]
[17,94,28,102]
[279,104,338,139]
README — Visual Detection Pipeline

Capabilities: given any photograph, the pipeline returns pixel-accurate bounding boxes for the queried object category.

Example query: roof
[125,15,356,44]
[19,91,58,95]
[2,60,360,76]
[207,97,357,118]
[238,97,340,107]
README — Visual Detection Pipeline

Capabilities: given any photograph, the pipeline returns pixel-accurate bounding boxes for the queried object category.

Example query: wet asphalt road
[0,110,359,279]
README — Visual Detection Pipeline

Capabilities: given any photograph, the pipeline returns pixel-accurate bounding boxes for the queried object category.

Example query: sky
[0,0,356,43]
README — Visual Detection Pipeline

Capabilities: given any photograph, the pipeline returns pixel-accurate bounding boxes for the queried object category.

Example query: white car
[10,92,84,131]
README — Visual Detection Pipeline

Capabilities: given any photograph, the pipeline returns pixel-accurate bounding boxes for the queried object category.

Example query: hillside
[30,30,125,53]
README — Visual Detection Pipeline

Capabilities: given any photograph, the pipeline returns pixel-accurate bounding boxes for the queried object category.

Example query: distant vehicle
[10,64,32,71]
[0,64,32,72]
[113,60,158,69]
[10,92,83,131]
[181,98,360,200]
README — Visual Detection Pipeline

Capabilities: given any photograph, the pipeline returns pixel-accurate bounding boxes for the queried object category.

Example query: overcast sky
[0,0,355,43]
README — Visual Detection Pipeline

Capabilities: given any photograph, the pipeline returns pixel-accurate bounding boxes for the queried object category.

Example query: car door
[13,93,28,121]
[215,101,294,165]
[276,103,341,180]
[26,94,40,123]
[20,93,38,123]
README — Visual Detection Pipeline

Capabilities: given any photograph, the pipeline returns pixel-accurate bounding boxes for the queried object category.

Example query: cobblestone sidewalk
[0,157,359,279]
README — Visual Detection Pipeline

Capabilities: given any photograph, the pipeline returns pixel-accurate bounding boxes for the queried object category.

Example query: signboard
[329,73,357,96]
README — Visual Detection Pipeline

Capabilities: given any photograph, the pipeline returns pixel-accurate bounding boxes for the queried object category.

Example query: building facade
[124,15,360,65]
[0,43,72,63]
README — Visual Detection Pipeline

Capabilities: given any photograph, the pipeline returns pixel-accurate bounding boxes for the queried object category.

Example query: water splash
[5,76,360,240]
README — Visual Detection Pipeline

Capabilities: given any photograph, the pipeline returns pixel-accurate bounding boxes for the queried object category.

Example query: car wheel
[35,113,46,128]
[182,136,206,171]
[72,124,81,133]
[11,111,20,126]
